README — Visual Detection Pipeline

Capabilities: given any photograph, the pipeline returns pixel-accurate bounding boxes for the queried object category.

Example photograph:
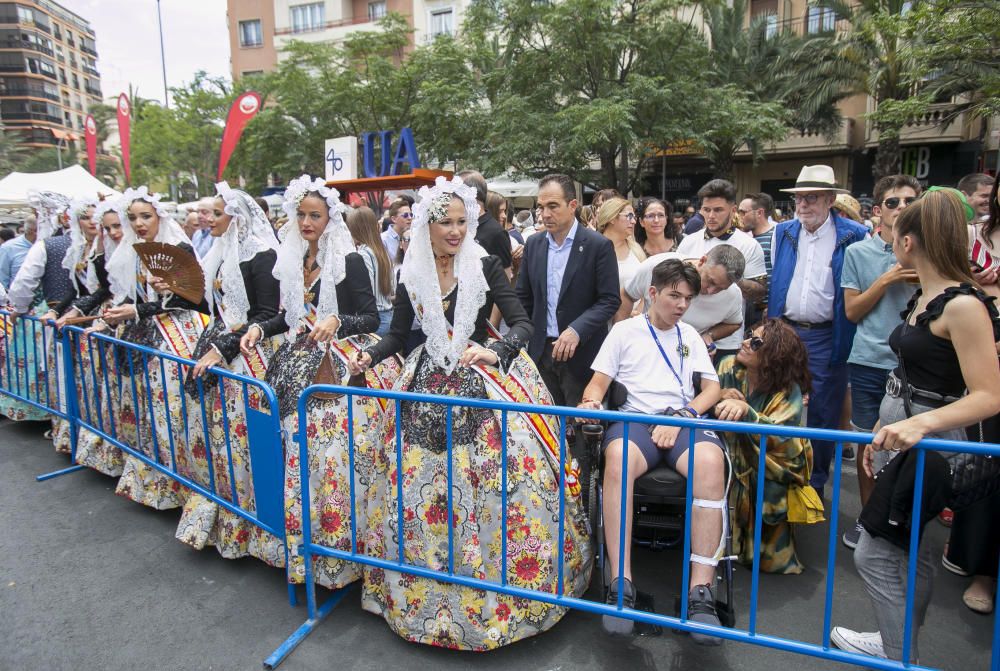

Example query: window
[241,70,264,77]
[429,7,453,38]
[289,2,325,33]
[764,12,778,38]
[238,19,263,47]
[807,7,836,33]
[26,56,55,78]
[368,1,386,20]
[16,6,33,24]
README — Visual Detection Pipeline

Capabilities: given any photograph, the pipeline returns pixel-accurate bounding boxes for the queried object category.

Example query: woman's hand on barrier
[309,315,341,343]
[715,398,750,422]
[872,416,928,453]
[40,310,57,324]
[651,425,681,450]
[240,325,263,356]
[84,319,108,335]
[576,398,603,424]
[719,388,746,402]
[102,304,137,325]
[192,348,224,378]
[348,351,372,376]
[863,444,876,478]
[54,308,82,329]
[459,345,498,368]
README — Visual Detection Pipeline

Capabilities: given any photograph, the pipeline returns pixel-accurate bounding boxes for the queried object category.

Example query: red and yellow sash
[154,312,209,360]
[326,336,399,412]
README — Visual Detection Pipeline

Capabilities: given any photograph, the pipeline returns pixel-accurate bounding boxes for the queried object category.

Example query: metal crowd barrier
[2,321,998,670]
[269,383,1000,671]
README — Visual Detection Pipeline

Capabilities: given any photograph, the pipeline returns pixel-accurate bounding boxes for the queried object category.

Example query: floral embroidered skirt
[114,311,205,510]
[361,347,592,651]
[267,332,402,589]
[0,309,53,422]
[175,322,286,567]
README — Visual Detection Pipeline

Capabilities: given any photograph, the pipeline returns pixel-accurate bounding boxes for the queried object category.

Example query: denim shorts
[849,364,890,432]
[603,420,724,471]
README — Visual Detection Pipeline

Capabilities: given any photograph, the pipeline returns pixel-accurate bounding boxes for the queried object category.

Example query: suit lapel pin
[578,245,583,252]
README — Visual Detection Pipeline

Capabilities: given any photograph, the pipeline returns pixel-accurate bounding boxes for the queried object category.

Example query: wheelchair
[578,387,737,632]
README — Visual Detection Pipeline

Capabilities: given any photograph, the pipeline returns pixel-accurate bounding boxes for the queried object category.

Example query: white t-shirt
[617,252,642,295]
[677,228,767,280]
[623,252,744,350]
[591,315,718,415]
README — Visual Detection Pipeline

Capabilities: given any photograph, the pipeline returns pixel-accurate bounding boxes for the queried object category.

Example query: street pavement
[1,418,994,671]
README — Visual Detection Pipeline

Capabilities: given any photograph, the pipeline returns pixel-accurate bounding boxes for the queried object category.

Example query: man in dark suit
[458,169,513,275]
[516,173,620,410]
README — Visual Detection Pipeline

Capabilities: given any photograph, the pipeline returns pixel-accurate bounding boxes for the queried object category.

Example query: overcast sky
[64,0,232,105]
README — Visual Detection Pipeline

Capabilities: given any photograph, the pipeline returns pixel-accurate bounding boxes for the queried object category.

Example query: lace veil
[400,175,487,374]
[200,182,279,328]
[62,197,100,293]
[94,197,124,262]
[273,175,353,330]
[27,190,70,240]
[106,186,189,304]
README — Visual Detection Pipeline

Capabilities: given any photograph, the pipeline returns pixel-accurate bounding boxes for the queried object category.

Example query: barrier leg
[37,327,83,482]
[263,584,352,669]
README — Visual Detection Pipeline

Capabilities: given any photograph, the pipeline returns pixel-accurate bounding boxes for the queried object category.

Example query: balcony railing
[758,14,851,37]
[80,44,96,57]
[0,38,54,56]
[0,84,60,101]
[274,15,372,36]
[734,118,856,157]
[82,65,99,77]
[0,111,61,123]
[865,101,970,146]
[84,84,100,97]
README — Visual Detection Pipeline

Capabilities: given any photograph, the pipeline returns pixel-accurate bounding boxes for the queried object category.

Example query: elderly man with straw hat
[767,165,869,501]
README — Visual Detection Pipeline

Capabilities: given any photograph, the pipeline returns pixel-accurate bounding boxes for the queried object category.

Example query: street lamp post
[156,0,169,108]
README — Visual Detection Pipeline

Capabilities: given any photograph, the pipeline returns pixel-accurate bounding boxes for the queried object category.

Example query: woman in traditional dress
[174,182,284,565]
[349,176,592,651]
[101,186,210,510]
[240,175,401,587]
[67,198,127,477]
[714,319,822,574]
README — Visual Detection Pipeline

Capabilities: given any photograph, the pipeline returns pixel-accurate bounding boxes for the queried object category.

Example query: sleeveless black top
[889,283,1000,397]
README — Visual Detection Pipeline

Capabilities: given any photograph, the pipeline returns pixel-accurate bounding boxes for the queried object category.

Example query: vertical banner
[84,114,97,176]
[217,91,262,181]
[116,93,132,185]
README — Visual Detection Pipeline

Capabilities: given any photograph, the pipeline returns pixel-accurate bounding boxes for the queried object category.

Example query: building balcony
[0,38,54,56]
[1,111,61,124]
[82,65,98,77]
[274,16,375,41]
[735,117,855,157]
[84,84,100,97]
[80,44,96,57]
[865,101,971,146]
[0,85,60,101]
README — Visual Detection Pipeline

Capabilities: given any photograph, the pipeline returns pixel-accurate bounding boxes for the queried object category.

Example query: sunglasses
[399,212,413,219]
[882,196,919,210]
[749,336,764,352]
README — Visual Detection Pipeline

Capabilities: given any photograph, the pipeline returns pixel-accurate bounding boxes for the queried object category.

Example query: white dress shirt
[545,220,579,337]
[780,215,837,322]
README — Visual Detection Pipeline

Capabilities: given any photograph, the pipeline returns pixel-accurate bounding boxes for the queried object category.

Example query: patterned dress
[260,252,400,587]
[114,243,210,510]
[717,356,817,574]
[360,256,592,651]
[0,306,54,422]
[175,250,287,565]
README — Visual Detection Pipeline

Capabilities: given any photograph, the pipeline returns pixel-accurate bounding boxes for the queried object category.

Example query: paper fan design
[134,242,205,305]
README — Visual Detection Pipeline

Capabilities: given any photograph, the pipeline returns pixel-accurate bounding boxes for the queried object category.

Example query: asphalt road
[1,419,994,671]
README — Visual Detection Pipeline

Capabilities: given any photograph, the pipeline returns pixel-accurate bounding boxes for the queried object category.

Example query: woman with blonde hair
[346,206,395,335]
[596,196,646,289]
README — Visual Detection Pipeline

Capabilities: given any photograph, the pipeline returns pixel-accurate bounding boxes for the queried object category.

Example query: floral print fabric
[361,346,592,650]
[0,310,53,422]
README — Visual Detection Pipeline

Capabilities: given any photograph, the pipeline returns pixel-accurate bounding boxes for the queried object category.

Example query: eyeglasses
[643,212,667,220]
[749,336,764,352]
[622,212,636,221]
[792,193,823,205]
[882,196,919,210]
[399,212,413,219]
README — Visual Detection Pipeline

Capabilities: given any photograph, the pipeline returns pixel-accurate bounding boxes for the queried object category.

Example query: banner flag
[84,114,97,176]
[217,92,262,181]
[116,93,132,185]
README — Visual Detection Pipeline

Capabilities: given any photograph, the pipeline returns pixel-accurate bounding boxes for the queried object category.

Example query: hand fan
[134,242,205,304]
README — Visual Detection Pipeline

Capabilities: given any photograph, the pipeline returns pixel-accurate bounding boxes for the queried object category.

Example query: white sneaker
[831,627,887,658]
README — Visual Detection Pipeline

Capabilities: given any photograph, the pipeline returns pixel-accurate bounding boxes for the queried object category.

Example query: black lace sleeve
[53,285,79,317]
[73,287,110,315]
[366,283,415,364]
[336,253,379,337]
[482,256,532,373]
[256,310,291,339]
[213,251,281,363]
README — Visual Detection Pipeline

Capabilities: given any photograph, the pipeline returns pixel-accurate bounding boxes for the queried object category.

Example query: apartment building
[227,0,468,78]
[652,0,997,204]
[0,0,102,148]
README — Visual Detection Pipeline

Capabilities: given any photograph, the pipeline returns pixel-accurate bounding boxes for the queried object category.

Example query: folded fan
[134,242,205,304]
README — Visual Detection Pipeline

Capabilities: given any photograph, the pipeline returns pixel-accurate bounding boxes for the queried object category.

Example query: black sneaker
[842,520,863,550]
[602,577,636,635]
[843,445,856,461]
[688,584,722,646]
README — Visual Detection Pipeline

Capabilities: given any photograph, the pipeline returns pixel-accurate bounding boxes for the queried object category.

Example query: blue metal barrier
[268,383,1000,671]
[0,312,70,422]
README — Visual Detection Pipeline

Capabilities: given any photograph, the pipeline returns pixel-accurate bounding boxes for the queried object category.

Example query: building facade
[227,0,469,78]
[0,0,102,148]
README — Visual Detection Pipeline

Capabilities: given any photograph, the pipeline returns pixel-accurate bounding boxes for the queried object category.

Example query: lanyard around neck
[645,314,687,405]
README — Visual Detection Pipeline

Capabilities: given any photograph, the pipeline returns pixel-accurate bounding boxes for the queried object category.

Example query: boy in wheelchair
[577,259,727,644]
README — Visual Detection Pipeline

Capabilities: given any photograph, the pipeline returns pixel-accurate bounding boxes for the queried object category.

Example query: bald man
[182,210,199,239]
[191,197,215,258]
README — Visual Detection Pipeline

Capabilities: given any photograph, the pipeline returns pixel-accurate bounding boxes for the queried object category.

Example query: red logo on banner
[218,92,262,181]
[84,114,97,176]
[116,93,132,185]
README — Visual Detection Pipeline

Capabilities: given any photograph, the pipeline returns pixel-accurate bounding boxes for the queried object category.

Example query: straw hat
[780,165,850,194]
[832,193,862,223]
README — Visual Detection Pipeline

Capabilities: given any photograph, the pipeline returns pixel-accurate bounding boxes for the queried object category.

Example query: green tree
[0,125,29,174]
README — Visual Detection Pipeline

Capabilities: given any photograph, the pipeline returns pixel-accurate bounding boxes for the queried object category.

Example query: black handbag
[895,347,1000,511]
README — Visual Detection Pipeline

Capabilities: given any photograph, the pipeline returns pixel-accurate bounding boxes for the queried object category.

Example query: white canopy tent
[0,165,121,206]
[487,178,539,199]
